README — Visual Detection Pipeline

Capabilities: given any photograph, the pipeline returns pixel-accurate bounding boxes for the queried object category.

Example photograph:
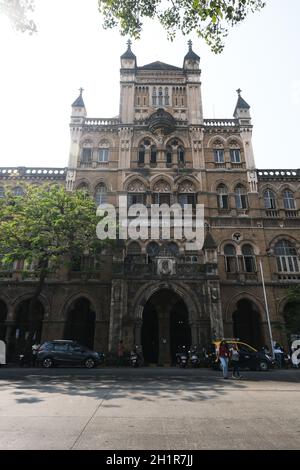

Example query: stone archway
[12,299,45,356]
[139,287,193,365]
[0,299,7,341]
[64,298,96,349]
[283,299,300,341]
[232,299,264,348]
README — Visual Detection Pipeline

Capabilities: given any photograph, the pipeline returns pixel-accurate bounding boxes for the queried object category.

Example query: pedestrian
[217,340,230,379]
[117,340,125,367]
[230,344,242,379]
[274,342,284,368]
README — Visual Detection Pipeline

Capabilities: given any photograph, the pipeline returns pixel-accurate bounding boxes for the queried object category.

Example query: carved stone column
[207,281,224,340]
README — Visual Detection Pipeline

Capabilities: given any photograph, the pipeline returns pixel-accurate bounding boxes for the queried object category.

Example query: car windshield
[238,343,256,353]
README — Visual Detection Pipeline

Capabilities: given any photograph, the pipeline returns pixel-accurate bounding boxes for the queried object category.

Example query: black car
[210,340,275,371]
[36,340,105,369]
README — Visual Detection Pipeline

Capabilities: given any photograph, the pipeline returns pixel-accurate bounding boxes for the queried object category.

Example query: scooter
[189,347,200,368]
[176,346,188,368]
[130,347,140,367]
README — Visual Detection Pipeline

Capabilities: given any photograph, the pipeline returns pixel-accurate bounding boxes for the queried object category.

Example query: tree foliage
[0,185,106,346]
[0,0,37,33]
[98,0,266,53]
[283,286,300,339]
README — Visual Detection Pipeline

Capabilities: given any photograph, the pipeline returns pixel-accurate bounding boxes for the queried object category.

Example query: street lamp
[259,258,275,359]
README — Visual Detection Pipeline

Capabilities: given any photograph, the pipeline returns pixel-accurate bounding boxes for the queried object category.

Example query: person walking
[274,342,284,368]
[117,340,125,367]
[230,344,242,379]
[217,340,230,379]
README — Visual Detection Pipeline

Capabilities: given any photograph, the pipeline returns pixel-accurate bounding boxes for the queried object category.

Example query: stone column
[108,280,127,353]
[207,281,224,340]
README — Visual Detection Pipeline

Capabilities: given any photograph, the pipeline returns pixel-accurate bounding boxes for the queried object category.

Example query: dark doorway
[170,299,191,363]
[64,298,95,349]
[141,302,159,364]
[141,289,191,365]
[233,299,263,348]
[283,301,300,340]
[0,300,7,341]
[13,299,44,355]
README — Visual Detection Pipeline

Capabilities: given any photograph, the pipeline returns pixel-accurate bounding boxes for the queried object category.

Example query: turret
[183,40,203,125]
[120,40,136,124]
[68,88,86,169]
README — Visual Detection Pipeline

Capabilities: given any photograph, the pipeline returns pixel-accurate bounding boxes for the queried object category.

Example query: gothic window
[98,141,109,163]
[242,244,256,273]
[81,141,93,163]
[235,184,248,209]
[264,189,276,209]
[178,180,196,208]
[177,146,185,164]
[214,149,224,163]
[230,149,241,163]
[147,242,159,257]
[94,183,107,206]
[283,190,296,210]
[224,244,237,273]
[152,87,157,106]
[127,241,141,255]
[165,87,169,106]
[127,179,146,206]
[164,242,179,257]
[138,144,145,164]
[150,145,157,164]
[275,240,299,273]
[217,184,229,210]
[0,186,5,198]
[12,186,24,197]
[76,183,89,193]
[152,180,171,205]
[158,87,163,106]
[166,145,172,165]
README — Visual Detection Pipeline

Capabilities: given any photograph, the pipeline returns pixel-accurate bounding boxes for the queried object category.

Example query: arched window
[150,145,157,164]
[275,240,299,273]
[12,186,24,197]
[94,183,107,206]
[242,244,256,273]
[283,190,296,210]
[158,87,163,106]
[81,141,93,163]
[152,180,171,205]
[229,141,241,163]
[177,146,185,164]
[147,242,159,257]
[127,241,141,255]
[98,140,109,163]
[138,144,145,164]
[235,185,248,209]
[152,87,157,106]
[165,242,179,257]
[224,244,237,273]
[0,186,5,198]
[127,179,146,206]
[217,184,229,210]
[76,183,89,193]
[264,189,276,209]
[178,180,196,208]
[164,87,169,106]
[213,147,224,163]
[166,145,172,165]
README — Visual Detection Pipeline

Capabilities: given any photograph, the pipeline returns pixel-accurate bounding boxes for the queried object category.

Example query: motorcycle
[176,346,188,368]
[130,347,141,367]
[189,347,200,368]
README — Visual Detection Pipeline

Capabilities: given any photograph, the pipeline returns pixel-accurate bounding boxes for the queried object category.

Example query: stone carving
[157,258,175,275]
[232,232,242,243]
[127,179,146,192]
[178,180,195,193]
[153,180,171,192]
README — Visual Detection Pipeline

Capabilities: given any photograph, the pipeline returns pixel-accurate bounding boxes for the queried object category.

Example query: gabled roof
[203,232,217,250]
[138,61,182,71]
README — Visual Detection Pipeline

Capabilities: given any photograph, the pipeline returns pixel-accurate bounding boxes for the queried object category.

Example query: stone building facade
[0,42,300,364]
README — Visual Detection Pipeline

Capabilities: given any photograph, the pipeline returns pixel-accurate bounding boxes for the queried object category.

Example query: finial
[188,39,192,50]
[79,87,84,96]
[127,39,132,49]
[236,88,242,96]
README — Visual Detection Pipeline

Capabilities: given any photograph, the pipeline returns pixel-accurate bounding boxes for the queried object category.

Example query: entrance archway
[283,300,300,340]
[233,299,263,348]
[13,299,44,355]
[64,298,95,349]
[141,289,191,365]
[0,300,7,341]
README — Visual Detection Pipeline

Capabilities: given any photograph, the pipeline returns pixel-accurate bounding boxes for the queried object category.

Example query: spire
[234,88,250,116]
[203,232,217,250]
[72,87,85,107]
[184,39,200,61]
[121,39,136,60]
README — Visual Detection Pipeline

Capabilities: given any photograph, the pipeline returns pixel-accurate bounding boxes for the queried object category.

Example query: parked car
[209,339,275,371]
[36,340,105,368]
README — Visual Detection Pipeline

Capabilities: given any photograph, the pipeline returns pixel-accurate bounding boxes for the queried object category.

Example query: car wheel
[42,357,53,368]
[259,360,269,371]
[84,357,96,369]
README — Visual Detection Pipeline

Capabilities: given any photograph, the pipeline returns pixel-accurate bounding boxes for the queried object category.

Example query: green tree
[284,286,300,339]
[98,0,266,53]
[0,0,37,33]
[0,185,107,349]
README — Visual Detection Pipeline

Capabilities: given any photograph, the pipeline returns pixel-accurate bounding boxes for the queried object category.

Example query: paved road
[0,367,299,450]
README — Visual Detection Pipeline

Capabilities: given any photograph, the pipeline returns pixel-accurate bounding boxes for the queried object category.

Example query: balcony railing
[0,167,67,179]
[204,119,238,127]
[257,169,300,180]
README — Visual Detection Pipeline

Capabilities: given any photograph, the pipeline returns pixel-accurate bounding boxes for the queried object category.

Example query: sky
[0,0,299,169]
